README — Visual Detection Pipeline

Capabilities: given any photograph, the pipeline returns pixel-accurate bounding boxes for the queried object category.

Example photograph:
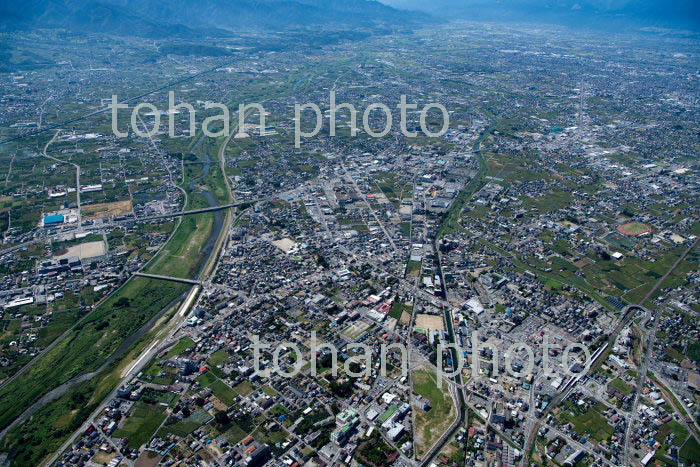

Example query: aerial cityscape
[0,1,698,466]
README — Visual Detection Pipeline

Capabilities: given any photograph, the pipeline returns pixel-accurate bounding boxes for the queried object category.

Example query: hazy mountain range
[383,0,700,31]
[0,0,422,37]
[1,0,697,39]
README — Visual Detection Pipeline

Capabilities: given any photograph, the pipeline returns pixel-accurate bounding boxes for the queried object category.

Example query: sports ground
[618,222,651,236]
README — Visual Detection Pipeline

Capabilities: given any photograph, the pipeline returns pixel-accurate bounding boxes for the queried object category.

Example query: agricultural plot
[157,410,213,438]
[113,402,167,450]
[233,381,255,396]
[389,301,412,321]
[557,401,614,442]
[372,172,413,208]
[208,379,238,406]
[609,378,633,396]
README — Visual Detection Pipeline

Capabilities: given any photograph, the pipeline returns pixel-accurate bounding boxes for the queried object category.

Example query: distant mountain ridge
[382,0,700,31]
[0,0,423,37]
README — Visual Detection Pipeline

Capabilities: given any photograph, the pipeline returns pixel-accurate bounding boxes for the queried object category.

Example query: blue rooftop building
[43,214,65,225]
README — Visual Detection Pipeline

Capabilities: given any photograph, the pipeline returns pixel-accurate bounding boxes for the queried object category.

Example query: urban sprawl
[0,20,698,467]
